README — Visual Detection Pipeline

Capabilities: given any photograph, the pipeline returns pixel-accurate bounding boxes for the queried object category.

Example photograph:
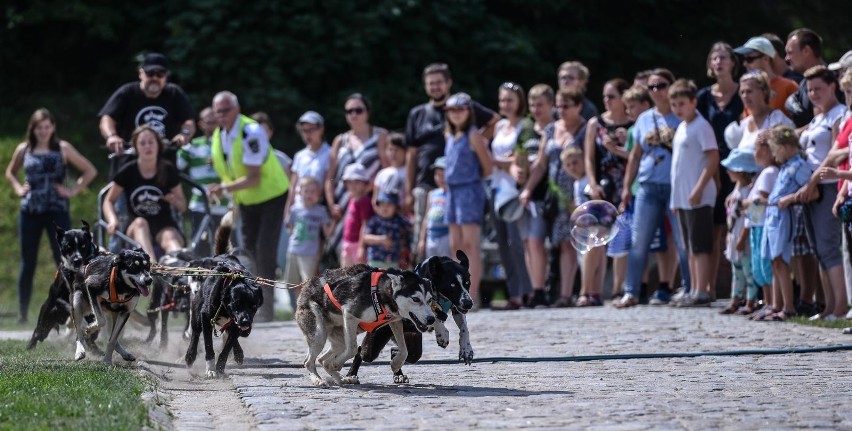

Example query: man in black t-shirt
[784,29,846,128]
[98,52,196,176]
[403,63,499,259]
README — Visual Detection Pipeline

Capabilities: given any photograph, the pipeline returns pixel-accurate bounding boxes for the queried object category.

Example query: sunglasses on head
[647,82,669,92]
[501,82,521,91]
[345,107,366,115]
[146,69,167,78]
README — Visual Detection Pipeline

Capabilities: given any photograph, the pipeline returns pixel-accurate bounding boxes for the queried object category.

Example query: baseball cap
[734,37,776,58]
[298,111,324,126]
[828,50,852,71]
[140,52,169,73]
[377,191,400,205]
[721,148,758,173]
[341,163,369,182]
[445,92,472,109]
[431,156,447,170]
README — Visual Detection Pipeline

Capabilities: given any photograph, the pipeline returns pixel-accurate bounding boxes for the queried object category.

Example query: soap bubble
[569,200,620,254]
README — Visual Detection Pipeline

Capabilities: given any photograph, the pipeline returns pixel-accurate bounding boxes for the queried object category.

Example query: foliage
[0,340,150,431]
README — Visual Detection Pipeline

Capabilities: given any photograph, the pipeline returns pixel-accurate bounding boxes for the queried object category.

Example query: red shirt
[837,117,852,192]
[343,194,375,243]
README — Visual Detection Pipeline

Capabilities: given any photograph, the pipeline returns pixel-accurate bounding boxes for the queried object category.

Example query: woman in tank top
[5,108,97,323]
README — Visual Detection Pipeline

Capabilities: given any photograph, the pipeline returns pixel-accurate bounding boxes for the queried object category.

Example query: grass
[789,316,852,329]
[0,339,151,431]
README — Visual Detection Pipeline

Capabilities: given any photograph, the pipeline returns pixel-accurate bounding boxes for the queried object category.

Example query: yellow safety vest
[211,115,289,205]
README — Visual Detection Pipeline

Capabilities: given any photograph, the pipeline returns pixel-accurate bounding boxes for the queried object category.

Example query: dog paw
[205,369,219,379]
[102,357,114,366]
[310,375,328,387]
[340,375,360,385]
[74,349,86,361]
[393,374,409,384]
[459,346,474,365]
[120,352,136,362]
[435,330,450,349]
[84,322,100,336]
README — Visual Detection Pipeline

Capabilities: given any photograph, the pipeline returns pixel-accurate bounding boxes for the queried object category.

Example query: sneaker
[614,293,639,309]
[670,288,689,305]
[648,289,671,305]
[675,291,713,307]
[526,290,549,309]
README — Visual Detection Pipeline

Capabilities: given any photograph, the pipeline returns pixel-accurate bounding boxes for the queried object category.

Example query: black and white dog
[296,265,436,386]
[184,255,263,378]
[71,248,153,364]
[345,250,474,382]
[27,221,101,350]
[146,249,195,349]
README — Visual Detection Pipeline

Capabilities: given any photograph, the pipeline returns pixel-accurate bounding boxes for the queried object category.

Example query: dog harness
[324,271,394,332]
[98,267,133,304]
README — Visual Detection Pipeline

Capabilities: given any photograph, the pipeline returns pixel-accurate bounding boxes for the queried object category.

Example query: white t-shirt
[800,103,846,183]
[745,166,778,228]
[374,166,407,204]
[573,175,590,206]
[291,142,332,204]
[737,110,794,152]
[220,118,271,167]
[670,112,718,209]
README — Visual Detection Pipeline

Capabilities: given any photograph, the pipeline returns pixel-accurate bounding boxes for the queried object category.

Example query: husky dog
[345,250,474,382]
[184,222,263,378]
[146,249,195,349]
[27,221,101,350]
[296,265,436,386]
[71,248,153,364]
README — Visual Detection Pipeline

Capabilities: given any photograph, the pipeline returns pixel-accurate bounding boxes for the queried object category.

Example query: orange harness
[324,271,394,332]
[98,266,133,304]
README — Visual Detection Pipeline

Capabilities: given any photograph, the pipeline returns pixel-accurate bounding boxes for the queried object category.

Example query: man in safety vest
[208,91,289,322]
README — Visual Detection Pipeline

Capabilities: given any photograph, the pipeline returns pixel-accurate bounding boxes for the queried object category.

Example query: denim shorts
[446,181,485,225]
[519,200,548,241]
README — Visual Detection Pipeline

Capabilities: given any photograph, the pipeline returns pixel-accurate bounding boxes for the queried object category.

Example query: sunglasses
[647,82,670,92]
[345,107,366,115]
[501,82,521,91]
[742,54,764,63]
[146,69,167,78]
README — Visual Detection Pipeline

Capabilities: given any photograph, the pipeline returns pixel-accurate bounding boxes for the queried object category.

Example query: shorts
[750,225,772,287]
[676,206,714,254]
[607,210,632,257]
[791,206,815,257]
[340,240,366,266]
[804,184,842,269]
[446,181,485,225]
[285,253,320,286]
[519,200,548,241]
[425,234,451,258]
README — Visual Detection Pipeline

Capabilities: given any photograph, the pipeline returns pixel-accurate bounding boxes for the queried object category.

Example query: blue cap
[377,191,400,205]
[445,92,472,109]
[721,148,758,173]
[298,111,324,126]
[431,156,447,170]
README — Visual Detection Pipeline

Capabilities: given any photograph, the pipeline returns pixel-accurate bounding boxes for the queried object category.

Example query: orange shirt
[769,76,799,116]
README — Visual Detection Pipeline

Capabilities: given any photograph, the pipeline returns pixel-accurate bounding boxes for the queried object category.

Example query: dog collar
[99,266,133,304]
[437,295,453,314]
[324,271,393,332]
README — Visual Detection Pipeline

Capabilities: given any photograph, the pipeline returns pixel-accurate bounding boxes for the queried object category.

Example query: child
[373,132,407,211]
[667,79,719,307]
[340,163,373,266]
[418,157,450,259]
[363,192,412,269]
[284,176,332,300]
[718,148,759,314]
[548,147,580,307]
[759,125,813,321]
[443,92,493,306]
[561,146,606,306]
[176,107,228,254]
[744,131,779,317]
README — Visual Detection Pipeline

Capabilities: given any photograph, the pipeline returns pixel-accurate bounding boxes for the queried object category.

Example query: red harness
[324,271,394,332]
[98,266,133,304]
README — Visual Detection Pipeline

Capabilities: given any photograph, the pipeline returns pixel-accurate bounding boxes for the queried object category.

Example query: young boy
[284,176,333,301]
[363,192,412,269]
[373,132,407,211]
[176,107,229,255]
[418,157,450,258]
[667,79,719,307]
[340,163,373,266]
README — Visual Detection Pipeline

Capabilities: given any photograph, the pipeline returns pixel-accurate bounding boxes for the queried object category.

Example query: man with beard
[403,63,499,260]
[98,52,196,177]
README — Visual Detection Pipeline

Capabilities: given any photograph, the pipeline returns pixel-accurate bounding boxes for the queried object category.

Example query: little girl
[443,92,493,305]
[550,146,581,307]
[339,163,374,266]
[719,148,758,314]
[760,126,812,321]
[744,131,779,317]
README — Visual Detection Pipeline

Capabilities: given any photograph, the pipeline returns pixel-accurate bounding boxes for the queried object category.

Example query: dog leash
[151,264,304,290]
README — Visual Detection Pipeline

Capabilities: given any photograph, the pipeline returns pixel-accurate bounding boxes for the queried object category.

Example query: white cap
[341,163,369,182]
[734,37,776,58]
[828,50,852,71]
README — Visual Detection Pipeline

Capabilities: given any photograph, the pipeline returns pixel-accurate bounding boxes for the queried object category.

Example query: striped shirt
[177,136,230,215]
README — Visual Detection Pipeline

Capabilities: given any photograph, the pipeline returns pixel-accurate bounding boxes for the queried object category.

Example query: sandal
[719,301,740,315]
[750,307,780,321]
[735,301,757,316]
[552,296,574,308]
[767,309,797,322]
[614,294,639,309]
[587,295,603,307]
[576,295,590,307]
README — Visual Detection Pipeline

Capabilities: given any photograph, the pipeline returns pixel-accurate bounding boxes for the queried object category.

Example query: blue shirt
[366,214,412,263]
[767,154,811,206]
[633,109,681,185]
[445,128,481,186]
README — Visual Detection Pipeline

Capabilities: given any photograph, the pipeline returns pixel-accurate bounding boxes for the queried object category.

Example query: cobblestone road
[8,303,852,430]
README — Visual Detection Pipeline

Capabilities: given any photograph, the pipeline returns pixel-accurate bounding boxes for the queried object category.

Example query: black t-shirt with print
[113,161,181,232]
[98,82,195,142]
[405,100,496,188]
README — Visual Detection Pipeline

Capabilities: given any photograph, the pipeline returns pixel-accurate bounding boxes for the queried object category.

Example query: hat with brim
[298,111,324,126]
[342,163,369,182]
[445,92,472,109]
[377,191,400,205]
[431,156,447,170]
[141,52,169,73]
[734,37,776,58]
[721,148,758,173]
[828,50,852,71]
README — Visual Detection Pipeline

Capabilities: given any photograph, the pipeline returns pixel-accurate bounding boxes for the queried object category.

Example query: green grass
[0,340,151,431]
[789,316,852,329]
[0,136,108,329]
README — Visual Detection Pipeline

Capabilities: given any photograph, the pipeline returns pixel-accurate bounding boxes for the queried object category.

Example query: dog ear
[456,249,469,270]
[80,220,90,232]
[385,273,402,292]
[426,256,441,278]
[54,223,66,241]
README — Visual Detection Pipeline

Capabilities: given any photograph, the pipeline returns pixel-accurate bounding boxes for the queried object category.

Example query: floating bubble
[569,200,620,253]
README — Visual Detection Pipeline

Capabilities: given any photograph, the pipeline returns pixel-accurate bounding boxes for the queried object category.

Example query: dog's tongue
[137,284,150,297]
